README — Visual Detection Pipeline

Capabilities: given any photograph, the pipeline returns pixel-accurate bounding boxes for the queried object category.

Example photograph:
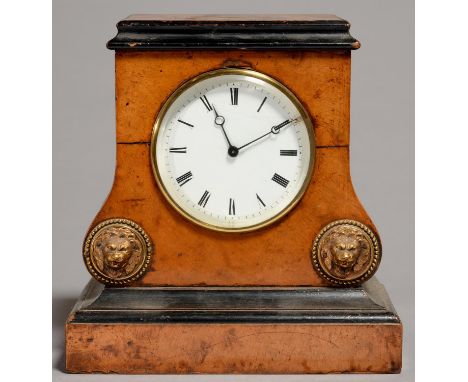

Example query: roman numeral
[280,149,297,156]
[257,97,267,112]
[169,147,187,153]
[200,95,212,111]
[176,171,193,186]
[256,193,266,207]
[272,173,289,188]
[230,88,239,105]
[177,119,194,128]
[198,190,211,208]
[229,198,236,215]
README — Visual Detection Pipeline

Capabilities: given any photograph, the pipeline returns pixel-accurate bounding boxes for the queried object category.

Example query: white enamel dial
[152,69,315,232]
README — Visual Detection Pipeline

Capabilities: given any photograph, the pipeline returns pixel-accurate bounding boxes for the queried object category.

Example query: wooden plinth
[65,279,402,374]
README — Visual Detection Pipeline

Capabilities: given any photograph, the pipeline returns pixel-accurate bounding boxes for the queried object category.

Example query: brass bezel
[150,68,316,233]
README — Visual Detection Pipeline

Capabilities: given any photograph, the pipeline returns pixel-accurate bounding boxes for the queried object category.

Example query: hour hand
[212,105,225,127]
[212,105,238,156]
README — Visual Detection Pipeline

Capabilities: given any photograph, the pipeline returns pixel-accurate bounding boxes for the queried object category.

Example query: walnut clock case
[65,15,402,374]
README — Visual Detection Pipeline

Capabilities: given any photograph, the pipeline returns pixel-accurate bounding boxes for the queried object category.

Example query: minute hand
[238,119,292,151]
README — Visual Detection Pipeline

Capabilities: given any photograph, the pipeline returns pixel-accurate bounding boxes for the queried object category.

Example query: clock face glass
[152,69,315,232]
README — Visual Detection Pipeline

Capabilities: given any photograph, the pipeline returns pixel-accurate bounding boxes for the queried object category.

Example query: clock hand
[238,119,294,151]
[212,105,239,157]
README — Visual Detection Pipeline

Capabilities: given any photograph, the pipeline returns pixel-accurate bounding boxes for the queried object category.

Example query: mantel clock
[66,15,402,374]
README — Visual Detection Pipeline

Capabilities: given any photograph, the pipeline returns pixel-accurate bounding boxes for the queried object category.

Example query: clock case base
[65,278,402,374]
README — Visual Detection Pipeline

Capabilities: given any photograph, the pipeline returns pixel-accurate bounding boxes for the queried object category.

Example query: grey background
[53,0,414,381]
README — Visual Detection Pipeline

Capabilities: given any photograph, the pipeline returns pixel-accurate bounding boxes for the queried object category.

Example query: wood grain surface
[66,322,402,374]
[114,50,351,146]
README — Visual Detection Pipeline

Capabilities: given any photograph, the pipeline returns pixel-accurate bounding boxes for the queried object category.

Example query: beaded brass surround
[311,219,381,286]
[83,218,153,285]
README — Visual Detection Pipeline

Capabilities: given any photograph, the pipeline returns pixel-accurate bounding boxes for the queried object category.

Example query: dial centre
[228,146,239,157]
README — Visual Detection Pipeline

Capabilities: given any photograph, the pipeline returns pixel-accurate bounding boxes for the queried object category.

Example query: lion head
[319,225,371,279]
[92,226,143,279]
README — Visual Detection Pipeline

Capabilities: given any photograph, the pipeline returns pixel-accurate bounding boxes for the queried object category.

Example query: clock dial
[152,69,315,232]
